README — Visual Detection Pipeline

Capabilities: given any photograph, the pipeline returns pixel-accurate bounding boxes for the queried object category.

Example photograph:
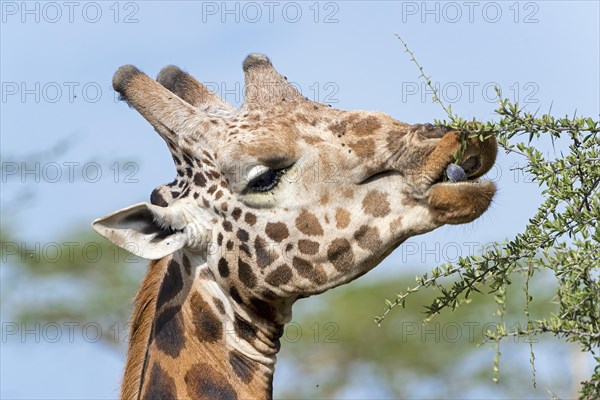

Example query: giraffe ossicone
[93,54,497,399]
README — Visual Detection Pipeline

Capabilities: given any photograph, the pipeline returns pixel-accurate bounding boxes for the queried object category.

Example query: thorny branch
[378,36,600,400]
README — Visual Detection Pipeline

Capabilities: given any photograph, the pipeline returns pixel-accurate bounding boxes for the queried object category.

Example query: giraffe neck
[123,253,283,400]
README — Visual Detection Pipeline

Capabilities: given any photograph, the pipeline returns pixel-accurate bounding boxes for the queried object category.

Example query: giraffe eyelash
[245,167,288,193]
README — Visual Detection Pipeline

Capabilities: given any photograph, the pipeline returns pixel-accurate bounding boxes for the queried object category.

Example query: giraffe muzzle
[424,131,498,224]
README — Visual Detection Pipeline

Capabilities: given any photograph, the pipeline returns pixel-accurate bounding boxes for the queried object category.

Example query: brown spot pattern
[244,212,257,226]
[228,351,255,384]
[185,363,237,400]
[335,208,351,229]
[193,172,207,187]
[250,297,275,321]
[265,264,292,286]
[238,259,257,288]
[348,138,375,157]
[298,239,319,255]
[353,225,383,252]
[350,115,381,136]
[190,293,222,342]
[327,238,354,272]
[343,188,355,199]
[156,259,183,310]
[234,314,257,341]
[222,220,233,232]
[362,190,391,217]
[292,256,312,274]
[328,120,347,136]
[254,236,278,269]
[313,264,328,285]
[213,298,226,315]
[154,305,185,357]
[150,188,168,207]
[240,242,251,257]
[295,209,324,236]
[230,286,243,304]
[293,257,327,284]
[265,222,289,242]
[218,258,230,278]
[142,362,176,400]
[236,229,249,242]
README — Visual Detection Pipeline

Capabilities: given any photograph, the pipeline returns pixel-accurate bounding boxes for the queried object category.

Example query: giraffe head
[93,54,496,324]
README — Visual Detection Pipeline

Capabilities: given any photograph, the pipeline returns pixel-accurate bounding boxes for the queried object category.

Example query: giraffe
[92,54,497,400]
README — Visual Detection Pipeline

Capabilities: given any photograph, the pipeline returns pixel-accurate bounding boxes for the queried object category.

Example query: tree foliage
[375,37,600,399]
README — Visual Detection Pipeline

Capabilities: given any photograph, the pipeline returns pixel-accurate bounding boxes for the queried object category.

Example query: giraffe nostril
[413,123,450,139]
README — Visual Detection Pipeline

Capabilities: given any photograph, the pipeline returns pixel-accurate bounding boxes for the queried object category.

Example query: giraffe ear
[92,203,188,260]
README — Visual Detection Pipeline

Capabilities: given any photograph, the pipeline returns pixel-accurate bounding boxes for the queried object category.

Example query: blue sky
[1,1,599,398]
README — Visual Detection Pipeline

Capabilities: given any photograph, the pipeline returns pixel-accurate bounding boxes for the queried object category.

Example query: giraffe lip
[431,179,492,189]
[427,179,497,224]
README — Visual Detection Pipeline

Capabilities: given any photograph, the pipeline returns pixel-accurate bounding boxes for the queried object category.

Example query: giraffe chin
[427,180,496,225]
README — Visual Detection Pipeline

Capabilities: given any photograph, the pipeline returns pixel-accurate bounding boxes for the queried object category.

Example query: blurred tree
[277,273,573,399]
[1,227,145,350]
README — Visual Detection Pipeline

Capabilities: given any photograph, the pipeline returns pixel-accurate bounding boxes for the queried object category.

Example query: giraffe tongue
[445,156,481,182]
[446,163,467,182]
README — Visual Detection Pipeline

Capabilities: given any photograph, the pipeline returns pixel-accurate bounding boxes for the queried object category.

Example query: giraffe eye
[247,168,287,193]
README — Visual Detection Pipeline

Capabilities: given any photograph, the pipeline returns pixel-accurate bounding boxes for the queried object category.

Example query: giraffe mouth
[427,148,497,224]
[432,155,485,185]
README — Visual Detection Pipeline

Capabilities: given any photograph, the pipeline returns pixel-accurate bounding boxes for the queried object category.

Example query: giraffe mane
[120,257,170,400]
